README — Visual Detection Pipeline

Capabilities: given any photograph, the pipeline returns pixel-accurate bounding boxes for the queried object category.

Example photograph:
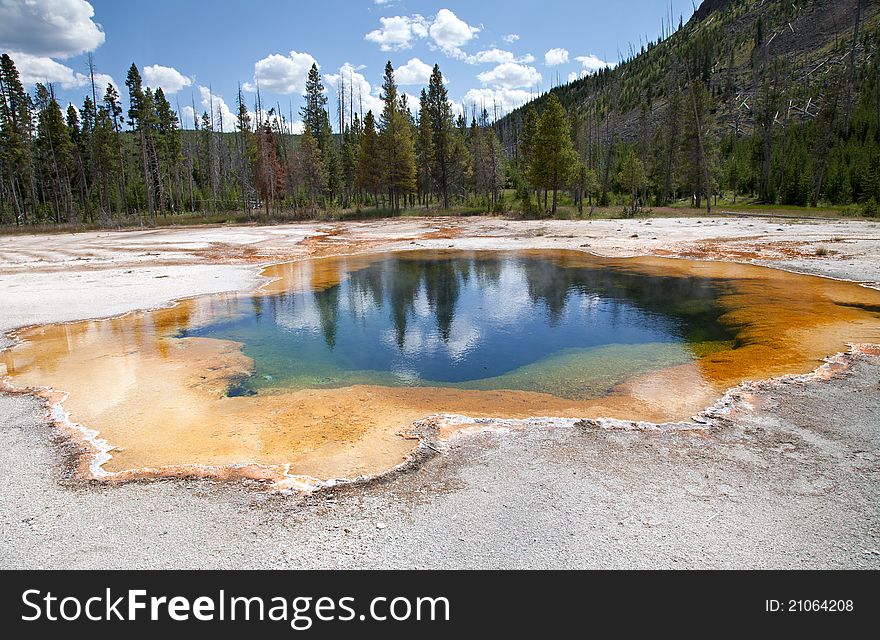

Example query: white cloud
[10,50,114,90]
[502,34,519,44]
[0,0,104,58]
[92,72,115,91]
[466,49,534,65]
[10,52,72,86]
[428,8,480,59]
[575,54,615,74]
[477,62,541,89]
[325,62,421,120]
[0,1,113,92]
[364,9,479,59]
[364,14,428,51]
[461,88,533,117]
[325,62,384,117]
[244,50,318,95]
[181,105,197,128]
[394,58,434,85]
[183,99,258,131]
[144,64,192,94]
[196,86,238,132]
[182,101,261,131]
[544,48,569,66]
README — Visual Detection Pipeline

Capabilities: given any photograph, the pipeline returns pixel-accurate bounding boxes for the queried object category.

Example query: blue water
[179,252,733,399]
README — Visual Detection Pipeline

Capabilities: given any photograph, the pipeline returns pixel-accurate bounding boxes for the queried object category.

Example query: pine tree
[34,84,74,223]
[529,94,576,214]
[235,87,254,215]
[141,87,165,214]
[573,163,598,215]
[446,128,472,204]
[519,106,538,172]
[425,64,456,209]
[322,115,342,204]
[66,103,92,221]
[298,126,327,210]
[618,150,647,214]
[416,90,434,208]
[103,82,128,216]
[471,123,505,212]
[91,104,119,219]
[0,53,33,225]
[153,87,181,213]
[0,53,34,224]
[378,62,416,211]
[126,63,155,217]
[300,64,340,204]
[300,64,328,142]
[356,111,382,207]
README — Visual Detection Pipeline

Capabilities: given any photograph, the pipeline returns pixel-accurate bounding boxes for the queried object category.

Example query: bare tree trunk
[140,129,154,219]
[87,54,103,221]
[110,114,129,221]
[686,69,712,214]
[843,0,862,138]
[600,111,615,204]
[812,73,843,206]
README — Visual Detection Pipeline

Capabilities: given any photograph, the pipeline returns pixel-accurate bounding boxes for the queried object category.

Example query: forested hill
[496,0,880,208]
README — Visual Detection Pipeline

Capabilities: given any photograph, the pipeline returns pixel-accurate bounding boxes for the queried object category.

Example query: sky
[0,0,697,132]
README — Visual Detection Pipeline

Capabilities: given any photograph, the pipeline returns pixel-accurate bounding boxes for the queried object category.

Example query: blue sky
[0,0,697,131]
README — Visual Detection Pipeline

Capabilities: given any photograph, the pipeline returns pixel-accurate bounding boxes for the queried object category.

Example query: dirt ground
[1,215,879,569]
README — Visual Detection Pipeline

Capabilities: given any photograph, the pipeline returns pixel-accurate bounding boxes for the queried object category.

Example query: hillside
[501,0,876,142]
[496,0,880,208]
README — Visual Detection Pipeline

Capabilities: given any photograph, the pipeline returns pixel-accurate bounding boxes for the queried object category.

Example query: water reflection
[181,252,734,394]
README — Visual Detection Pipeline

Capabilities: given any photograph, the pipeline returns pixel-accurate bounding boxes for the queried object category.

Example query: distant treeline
[1,1,879,227]
[0,55,510,227]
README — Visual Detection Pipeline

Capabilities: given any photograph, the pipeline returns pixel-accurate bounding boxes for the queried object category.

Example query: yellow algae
[2,250,879,487]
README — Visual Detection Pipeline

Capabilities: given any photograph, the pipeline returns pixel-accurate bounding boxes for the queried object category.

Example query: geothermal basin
[3,249,879,489]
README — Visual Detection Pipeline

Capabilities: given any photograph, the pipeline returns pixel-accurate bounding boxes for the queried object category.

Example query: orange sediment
[2,250,879,488]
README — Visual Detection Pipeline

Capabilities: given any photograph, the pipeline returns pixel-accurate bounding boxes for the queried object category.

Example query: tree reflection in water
[181,253,734,395]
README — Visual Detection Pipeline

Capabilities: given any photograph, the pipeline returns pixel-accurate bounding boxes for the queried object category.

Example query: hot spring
[3,250,879,487]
